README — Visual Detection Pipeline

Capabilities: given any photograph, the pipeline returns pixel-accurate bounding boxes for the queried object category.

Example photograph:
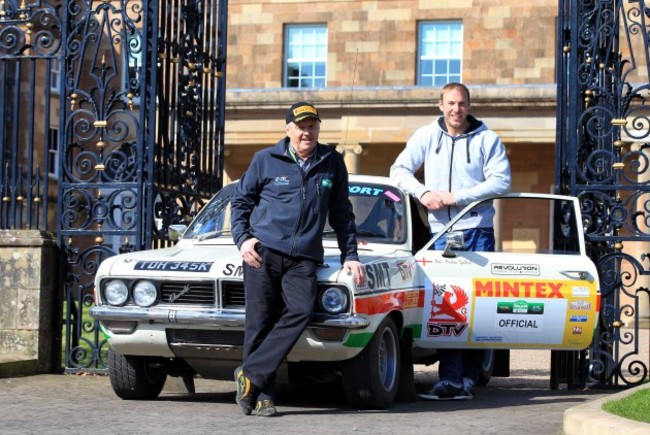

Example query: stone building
[223,0,560,250]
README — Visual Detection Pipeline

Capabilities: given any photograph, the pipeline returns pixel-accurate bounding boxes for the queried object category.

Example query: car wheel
[108,347,167,400]
[477,348,496,386]
[342,316,400,409]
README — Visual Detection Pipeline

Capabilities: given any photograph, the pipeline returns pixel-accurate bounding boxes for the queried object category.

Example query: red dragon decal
[429,284,469,323]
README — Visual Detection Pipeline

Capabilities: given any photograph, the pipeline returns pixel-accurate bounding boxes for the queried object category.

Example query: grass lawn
[602,386,650,424]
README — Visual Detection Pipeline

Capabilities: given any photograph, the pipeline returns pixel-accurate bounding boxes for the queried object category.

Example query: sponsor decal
[498,318,540,328]
[474,335,504,342]
[572,326,583,334]
[383,190,401,202]
[426,283,470,337]
[355,290,423,315]
[274,176,290,186]
[491,263,540,276]
[569,300,592,310]
[365,262,391,289]
[403,290,420,308]
[134,261,213,272]
[569,315,588,322]
[428,323,467,337]
[497,300,544,315]
[349,185,384,196]
[571,286,590,297]
[223,264,244,277]
[396,261,414,280]
[475,279,564,298]
[430,284,468,322]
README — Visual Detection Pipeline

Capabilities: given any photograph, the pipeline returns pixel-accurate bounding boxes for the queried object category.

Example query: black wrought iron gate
[0,0,225,373]
[555,0,650,387]
[56,0,227,371]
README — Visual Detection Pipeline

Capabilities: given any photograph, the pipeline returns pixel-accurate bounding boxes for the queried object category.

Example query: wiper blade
[197,229,231,241]
[355,230,386,238]
[323,229,385,238]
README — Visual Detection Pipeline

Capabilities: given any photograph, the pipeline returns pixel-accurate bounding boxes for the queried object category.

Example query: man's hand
[240,237,263,268]
[420,191,455,210]
[438,191,456,206]
[343,260,365,286]
[420,191,444,210]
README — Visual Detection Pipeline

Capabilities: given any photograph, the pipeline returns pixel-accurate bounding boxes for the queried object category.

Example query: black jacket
[231,138,359,264]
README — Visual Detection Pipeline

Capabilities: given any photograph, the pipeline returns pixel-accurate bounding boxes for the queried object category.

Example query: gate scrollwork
[558,0,650,388]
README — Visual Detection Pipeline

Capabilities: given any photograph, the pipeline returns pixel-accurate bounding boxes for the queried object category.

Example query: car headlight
[319,287,349,314]
[133,280,158,307]
[104,280,129,306]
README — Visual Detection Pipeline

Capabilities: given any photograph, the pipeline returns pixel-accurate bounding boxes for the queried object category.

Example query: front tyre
[108,347,167,400]
[342,317,400,409]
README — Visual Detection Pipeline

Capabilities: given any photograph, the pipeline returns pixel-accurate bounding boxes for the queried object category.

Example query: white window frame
[284,24,327,88]
[47,127,59,178]
[417,21,463,87]
[50,58,61,94]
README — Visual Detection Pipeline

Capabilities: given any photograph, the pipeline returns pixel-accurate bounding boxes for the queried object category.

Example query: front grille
[160,281,215,305]
[221,280,245,308]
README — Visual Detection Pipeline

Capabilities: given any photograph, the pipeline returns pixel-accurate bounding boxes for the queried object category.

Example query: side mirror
[442,231,464,258]
[169,224,188,242]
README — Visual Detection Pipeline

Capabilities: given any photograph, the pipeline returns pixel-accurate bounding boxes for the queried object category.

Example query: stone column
[0,230,60,377]
[336,144,364,174]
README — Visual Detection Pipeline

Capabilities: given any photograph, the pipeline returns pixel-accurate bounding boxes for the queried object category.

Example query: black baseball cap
[286,102,321,124]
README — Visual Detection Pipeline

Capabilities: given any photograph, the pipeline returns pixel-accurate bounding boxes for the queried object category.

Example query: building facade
[223,0,560,250]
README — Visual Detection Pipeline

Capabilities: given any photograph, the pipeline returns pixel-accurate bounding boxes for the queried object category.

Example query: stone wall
[0,230,61,377]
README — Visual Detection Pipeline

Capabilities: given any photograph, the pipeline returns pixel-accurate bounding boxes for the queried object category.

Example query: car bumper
[90,305,370,329]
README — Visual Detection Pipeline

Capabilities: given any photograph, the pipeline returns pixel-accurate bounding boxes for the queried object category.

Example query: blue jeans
[432,227,494,385]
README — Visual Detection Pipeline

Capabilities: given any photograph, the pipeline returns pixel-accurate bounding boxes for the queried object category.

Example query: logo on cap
[287,102,321,123]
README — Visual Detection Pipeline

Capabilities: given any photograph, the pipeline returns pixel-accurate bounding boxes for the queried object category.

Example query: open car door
[412,194,600,351]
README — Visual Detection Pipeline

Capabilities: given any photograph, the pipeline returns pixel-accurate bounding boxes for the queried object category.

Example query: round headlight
[133,280,158,307]
[320,287,349,314]
[104,280,129,306]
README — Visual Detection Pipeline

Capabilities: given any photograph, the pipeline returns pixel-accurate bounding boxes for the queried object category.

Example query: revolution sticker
[491,263,540,276]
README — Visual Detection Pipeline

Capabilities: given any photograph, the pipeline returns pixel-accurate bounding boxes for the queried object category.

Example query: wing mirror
[168,224,188,241]
[442,231,464,258]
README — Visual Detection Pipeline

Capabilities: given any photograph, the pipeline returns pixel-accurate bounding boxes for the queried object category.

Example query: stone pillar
[223,146,234,185]
[0,230,61,377]
[336,144,363,174]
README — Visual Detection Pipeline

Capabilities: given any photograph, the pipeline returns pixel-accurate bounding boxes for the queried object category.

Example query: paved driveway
[0,349,622,435]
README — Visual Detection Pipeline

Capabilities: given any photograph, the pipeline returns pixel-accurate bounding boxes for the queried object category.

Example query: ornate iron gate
[58,0,227,371]
[0,1,60,229]
[556,0,650,387]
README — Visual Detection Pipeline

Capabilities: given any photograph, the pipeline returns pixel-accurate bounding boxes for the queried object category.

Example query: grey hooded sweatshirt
[390,115,511,232]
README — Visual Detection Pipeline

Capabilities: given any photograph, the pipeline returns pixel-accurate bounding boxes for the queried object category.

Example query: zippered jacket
[390,115,511,231]
[231,138,360,264]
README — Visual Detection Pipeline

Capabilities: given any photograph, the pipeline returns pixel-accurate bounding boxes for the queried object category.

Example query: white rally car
[91,175,600,409]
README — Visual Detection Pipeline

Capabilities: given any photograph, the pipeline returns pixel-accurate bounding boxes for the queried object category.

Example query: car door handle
[560,270,590,280]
